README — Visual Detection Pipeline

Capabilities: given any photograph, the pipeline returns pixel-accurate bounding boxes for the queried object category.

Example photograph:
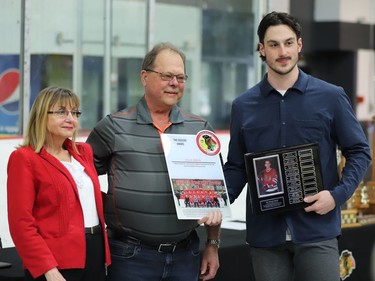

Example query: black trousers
[24,232,105,281]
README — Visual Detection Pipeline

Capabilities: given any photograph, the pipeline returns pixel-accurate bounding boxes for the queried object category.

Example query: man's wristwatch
[206,239,220,248]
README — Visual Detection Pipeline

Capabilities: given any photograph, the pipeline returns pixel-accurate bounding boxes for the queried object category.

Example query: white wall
[0,132,247,248]
[315,0,374,23]
[0,137,22,248]
[356,50,375,121]
[314,0,375,121]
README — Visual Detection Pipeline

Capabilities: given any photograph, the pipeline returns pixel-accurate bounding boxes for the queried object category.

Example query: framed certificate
[244,143,324,215]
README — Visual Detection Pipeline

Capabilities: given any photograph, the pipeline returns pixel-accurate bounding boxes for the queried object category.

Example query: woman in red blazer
[7,86,111,281]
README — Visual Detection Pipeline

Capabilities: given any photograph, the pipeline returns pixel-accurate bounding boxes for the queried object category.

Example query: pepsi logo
[0,70,19,104]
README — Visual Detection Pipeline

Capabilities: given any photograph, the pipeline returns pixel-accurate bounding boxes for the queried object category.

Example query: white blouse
[62,157,99,227]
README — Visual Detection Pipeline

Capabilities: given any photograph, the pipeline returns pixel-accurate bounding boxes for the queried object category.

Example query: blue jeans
[107,235,201,281]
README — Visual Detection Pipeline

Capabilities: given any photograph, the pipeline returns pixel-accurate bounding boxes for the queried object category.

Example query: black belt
[107,230,192,253]
[85,224,102,235]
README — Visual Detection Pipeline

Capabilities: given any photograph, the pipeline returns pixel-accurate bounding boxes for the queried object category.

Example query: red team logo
[339,250,356,280]
[196,130,221,156]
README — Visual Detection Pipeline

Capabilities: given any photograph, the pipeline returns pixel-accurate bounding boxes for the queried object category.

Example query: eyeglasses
[47,109,82,118]
[145,69,188,83]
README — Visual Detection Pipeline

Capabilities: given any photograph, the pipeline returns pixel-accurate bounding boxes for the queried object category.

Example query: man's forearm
[205,224,221,239]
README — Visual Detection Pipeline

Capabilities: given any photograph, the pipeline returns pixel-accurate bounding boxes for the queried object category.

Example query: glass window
[201,1,254,129]
[0,0,257,135]
[0,0,21,135]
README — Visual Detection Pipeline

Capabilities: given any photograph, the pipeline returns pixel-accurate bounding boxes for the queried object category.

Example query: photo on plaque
[245,143,324,215]
[254,155,284,198]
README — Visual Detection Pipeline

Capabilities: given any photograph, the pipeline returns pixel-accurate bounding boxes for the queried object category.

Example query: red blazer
[7,140,111,278]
